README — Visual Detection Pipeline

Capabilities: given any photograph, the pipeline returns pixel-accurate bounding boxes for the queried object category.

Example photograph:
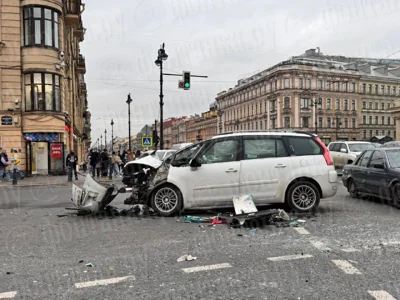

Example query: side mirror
[189,158,202,168]
[373,163,385,169]
[340,148,347,153]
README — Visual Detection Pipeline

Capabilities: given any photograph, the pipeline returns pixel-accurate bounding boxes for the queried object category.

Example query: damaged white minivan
[119,131,338,216]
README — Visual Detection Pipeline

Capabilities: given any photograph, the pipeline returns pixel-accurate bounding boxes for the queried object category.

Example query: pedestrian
[112,151,122,177]
[0,149,11,182]
[135,150,141,160]
[89,149,100,178]
[127,150,135,162]
[66,150,78,180]
[100,149,109,177]
[11,150,24,179]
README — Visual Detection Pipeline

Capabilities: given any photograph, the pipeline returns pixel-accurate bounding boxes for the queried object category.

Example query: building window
[362,115,366,124]
[352,118,356,128]
[344,99,348,110]
[335,82,339,91]
[284,117,290,128]
[260,102,262,113]
[327,99,331,110]
[327,117,332,128]
[335,99,340,110]
[255,104,258,115]
[381,85,385,94]
[344,82,348,91]
[23,6,59,48]
[375,102,379,110]
[302,117,309,128]
[393,87,396,95]
[387,86,390,95]
[382,116,385,125]
[306,79,311,89]
[375,85,379,94]
[376,130,379,135]
[301,98,309,109]
[318,117,322,128]
[388,130,391,137]
[368,84,372,94]
[298,78,303,88]
[388,117,391,125]
[318,80,322,89]
[260,121,262,129]
[25,73,61,112]
[284,78,290,88]
[388,103,391,109]
[351,100,355,111]
[369,102,372,109]
[352,83,356,92]
[370,130,373,137]
[369,116,372,124]
[271,118,276,129]
[362,101,366,109]
[362,84,366,93]
[363,130,366,139]
[327,81,331,90]
[284,97,290,108]
[381,103,384,110]
[344,118,348,128]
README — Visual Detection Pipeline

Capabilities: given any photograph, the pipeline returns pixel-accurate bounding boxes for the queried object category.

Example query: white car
[123,131,338,216]
[155,150,176,161]
[327,141,376,168]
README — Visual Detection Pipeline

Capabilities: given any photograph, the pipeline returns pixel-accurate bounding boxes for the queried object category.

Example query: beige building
[0,0,89,175]
[216,49,400,145]
[186,109,218,143]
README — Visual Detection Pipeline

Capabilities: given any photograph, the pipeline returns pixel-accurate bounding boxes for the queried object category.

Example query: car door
[365,150,390,198]
[239,135,291,203]
[352,150,373,193]
[183,137,241,207]
[335,143,347,168]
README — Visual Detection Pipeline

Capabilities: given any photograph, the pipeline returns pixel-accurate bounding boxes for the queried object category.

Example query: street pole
[104,129,107,152]
[155,43,168,150]
[126,93,132,152]
[100,134,103,150]
[109,119,114,180]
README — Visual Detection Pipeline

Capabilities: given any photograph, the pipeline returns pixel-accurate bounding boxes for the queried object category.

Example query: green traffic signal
[184,82,190,88]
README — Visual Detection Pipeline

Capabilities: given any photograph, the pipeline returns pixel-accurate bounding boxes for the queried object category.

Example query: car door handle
[225,169,237,173]
[275,164,287,168]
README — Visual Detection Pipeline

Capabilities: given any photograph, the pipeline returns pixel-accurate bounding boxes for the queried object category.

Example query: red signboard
[51,143,63,159]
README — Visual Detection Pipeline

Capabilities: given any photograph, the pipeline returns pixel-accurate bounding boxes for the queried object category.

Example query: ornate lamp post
[126,93,132,152]
[310,97,323,135]
[155,43,168,150]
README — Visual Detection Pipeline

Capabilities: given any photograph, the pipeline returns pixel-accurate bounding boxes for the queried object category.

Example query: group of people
[86,149,142,178]
[0,149,25,182]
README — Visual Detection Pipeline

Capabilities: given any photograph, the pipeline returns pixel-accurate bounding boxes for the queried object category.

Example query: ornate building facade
[0,0,90,175]
[216,49,400,145]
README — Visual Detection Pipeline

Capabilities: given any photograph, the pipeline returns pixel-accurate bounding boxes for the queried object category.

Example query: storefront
[24,133,65,175]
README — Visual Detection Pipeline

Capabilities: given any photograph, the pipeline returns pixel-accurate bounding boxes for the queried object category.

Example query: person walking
[0,149,11,182]
[11,150,24,179]
[66,150,78,180]
[112,151,122,177]
[100,149,109,177]
[89,149,100,178]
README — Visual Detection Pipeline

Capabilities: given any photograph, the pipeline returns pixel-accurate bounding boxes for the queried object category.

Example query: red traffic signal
[178,81,184,89]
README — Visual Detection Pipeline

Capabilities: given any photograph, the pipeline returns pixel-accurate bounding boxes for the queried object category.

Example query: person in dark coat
[89,149,100,178]
[66,151,78,180]
[100,149,109,177]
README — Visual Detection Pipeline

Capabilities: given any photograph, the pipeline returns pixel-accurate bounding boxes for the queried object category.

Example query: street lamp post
[100,134,103,150]
[310,97,323,135]
[109,119,114,180]
[155,43,168,150]
[235,120,240,131]
[104,129,107,152]
[126,93,132,152]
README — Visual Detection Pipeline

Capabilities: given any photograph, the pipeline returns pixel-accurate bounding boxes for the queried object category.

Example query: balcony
[77,55,86,74]
[65,13,80,28]
[74,26,86,42]
[80,82,87,93]
[283,107,291,114]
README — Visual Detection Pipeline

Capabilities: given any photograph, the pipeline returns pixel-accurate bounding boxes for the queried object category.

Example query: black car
[342,147,400,206]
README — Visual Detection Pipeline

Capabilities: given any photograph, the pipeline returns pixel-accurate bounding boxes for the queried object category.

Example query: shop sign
[1,116,12,125]
[51,143,63,159]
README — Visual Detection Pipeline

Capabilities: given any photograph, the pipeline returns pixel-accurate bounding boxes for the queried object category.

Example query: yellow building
[0,0,90,175]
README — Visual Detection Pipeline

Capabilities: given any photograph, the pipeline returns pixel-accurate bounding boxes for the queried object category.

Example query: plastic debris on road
[181,216,212,223]
[86,262,94,267]
[177,255,197,262]
[232,195,258,215]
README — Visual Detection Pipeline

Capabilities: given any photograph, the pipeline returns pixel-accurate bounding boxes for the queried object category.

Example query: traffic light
[153,130,159,147]
[183,71,190,90]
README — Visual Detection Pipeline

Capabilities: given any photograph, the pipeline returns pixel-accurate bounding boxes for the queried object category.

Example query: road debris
[86,262,94,267]
[177,255,197,262]
[182,216,212,223]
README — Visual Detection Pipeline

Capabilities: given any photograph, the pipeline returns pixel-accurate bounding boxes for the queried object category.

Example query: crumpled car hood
[125,155,163,169]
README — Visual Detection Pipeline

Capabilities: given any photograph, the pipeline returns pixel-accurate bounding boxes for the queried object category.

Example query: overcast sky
[81,0,400,144]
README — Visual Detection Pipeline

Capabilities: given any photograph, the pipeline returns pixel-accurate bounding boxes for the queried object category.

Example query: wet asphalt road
[1,180,400,300]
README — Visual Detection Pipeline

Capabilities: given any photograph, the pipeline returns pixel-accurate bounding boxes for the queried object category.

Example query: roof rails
[217,129,317,136]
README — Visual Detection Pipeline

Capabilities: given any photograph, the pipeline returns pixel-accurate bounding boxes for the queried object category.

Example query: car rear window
[287,136,322,156]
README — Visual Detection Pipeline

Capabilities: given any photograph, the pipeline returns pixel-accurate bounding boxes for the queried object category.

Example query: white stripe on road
[0,291,17,299]
[310,240,331,251]
[293,227,310,235]
[268,254,313,262]
[75,276,134,289]
[181,263,232,274]
[331,260,362,275]
[341,248,361,253]
[368,290,397,300]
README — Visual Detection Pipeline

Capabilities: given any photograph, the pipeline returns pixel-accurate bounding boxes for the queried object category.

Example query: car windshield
[156,151,166,160]
[348,143,375,152]
[173,142,204,163]
[386,150,400,168]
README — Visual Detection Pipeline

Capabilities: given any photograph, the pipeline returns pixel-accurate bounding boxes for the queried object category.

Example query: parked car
[327,141,376,168]
[381,141,400,148]
[342,147,400,206]
[122,130,338,216]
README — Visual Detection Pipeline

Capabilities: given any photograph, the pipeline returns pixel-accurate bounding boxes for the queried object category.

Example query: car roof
[213,130,313,139]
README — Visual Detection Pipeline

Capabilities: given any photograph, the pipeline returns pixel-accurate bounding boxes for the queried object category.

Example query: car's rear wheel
[390,183,400,209]
[348,179,358,198]
[286,181,320,212]
[150,184,182,217]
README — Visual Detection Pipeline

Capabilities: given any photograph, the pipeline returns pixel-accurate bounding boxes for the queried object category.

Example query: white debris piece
[232,195,258,215]
[177,255,197,262]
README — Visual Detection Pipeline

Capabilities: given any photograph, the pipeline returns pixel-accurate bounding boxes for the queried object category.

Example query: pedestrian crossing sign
[142,136,152,147]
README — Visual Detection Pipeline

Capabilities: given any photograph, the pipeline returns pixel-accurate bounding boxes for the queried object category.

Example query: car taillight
[314,137,333,165]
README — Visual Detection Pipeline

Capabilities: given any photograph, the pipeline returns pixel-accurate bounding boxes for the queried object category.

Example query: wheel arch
[284,177,322,202]
[147,181,185,209]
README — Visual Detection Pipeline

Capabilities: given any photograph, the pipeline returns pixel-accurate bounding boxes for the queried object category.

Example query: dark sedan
[342,147,400,206]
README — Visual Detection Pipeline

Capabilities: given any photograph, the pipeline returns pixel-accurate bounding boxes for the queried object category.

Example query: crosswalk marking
[310,240,331,251]
[341,248,361,253]
[293,227,310,235]
[0,291,17,299]
[75,276,134,289]
[331,260,362,275]
[368,290,397,300]
[268,254,313,262]
[181,263,232,273]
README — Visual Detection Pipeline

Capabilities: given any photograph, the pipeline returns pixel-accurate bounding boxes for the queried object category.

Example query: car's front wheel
[348,179,358,198]
[150,184,183,217]
[286,181,320,212]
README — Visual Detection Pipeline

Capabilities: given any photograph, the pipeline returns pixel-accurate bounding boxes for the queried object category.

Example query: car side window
[332,143,341,152]
[200,139,239,164]
[243,137,288,160]
[359,150,373,167]
[287,137,322,156]
[328,143,336,151]
[368,150,384,168]
[174,142,204,163]
[354,152,365,166]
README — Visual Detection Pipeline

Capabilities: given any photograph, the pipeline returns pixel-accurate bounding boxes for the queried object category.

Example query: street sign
[142,136,152,147]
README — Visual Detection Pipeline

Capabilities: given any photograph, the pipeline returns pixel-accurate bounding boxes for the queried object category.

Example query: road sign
[142,136,152,147]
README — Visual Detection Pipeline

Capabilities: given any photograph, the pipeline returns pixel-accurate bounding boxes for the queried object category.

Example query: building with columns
[0,0,90,175]
[216,48,400,145]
